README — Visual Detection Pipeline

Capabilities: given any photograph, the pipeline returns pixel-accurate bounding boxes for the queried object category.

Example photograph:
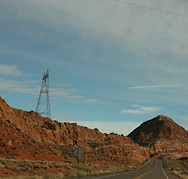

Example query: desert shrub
[110,132,118,135]
[42,121,56,131]
[88,142,105,148]
[0,162,5,168]
[94,128,99,132]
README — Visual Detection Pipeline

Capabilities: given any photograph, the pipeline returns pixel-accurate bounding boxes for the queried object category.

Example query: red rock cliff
[0,97,149,165]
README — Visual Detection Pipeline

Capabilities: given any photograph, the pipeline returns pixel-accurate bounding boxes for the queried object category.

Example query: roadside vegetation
[65,159,152,178]
[166,158,188,179]
[0,158,152,179]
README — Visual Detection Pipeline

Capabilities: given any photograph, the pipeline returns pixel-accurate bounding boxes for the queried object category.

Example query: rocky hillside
[128,115,188,159]
[0,97,149,166]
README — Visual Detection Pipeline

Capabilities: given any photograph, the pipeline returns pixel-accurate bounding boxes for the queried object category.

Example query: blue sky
[0,0,188,135]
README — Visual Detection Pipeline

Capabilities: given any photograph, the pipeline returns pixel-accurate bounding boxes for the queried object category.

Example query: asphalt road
[78,159,180,179]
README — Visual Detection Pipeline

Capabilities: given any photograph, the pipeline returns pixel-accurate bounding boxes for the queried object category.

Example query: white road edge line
[161,160,169,179]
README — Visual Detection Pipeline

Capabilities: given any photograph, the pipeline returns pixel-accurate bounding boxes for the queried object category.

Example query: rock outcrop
[0,97,149,165]
[128,115,188,159]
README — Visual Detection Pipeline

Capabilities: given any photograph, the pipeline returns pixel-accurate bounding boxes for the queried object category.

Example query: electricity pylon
[35,69,51,118]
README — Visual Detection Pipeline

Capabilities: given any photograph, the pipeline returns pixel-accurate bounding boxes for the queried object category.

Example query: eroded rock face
[128,115,188,159]
[0,97,149,165]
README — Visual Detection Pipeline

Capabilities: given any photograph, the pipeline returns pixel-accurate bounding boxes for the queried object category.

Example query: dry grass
[6,173,66,179]
[0,158,152,179]
[0,158,68,179]
[66,165,91,178]
[65,165,123,178]
[0,158,69,172]
[66,159,152,178]
[166,159,188,179]
[172,171,188,179]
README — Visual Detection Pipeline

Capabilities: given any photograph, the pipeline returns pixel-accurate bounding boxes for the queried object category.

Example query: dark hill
[128,115,188,159]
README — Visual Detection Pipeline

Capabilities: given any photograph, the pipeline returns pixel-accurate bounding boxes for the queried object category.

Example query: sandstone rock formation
[0,97,149,165]
[128,115,188,159]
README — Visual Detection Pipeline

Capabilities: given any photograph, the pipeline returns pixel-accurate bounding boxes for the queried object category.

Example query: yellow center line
[135,159,159,179]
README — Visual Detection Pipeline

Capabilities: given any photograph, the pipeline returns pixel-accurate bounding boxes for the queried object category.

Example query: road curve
[78,159,180,179]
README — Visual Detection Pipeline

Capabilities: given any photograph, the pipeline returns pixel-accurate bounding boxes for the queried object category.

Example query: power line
[114,0,188,18]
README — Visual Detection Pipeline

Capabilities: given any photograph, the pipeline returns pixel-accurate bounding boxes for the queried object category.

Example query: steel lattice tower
[35,69,51,118]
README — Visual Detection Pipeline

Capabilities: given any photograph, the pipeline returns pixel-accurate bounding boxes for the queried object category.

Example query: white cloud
[74,121,141,136]
[54,113,141,135]
[26,0,188,87]
[53,113,83,121]
[0,64,31,76]
[121,105,161,114]
[2,0,188,87]
[53,0,188,56]
[6,0,188,56]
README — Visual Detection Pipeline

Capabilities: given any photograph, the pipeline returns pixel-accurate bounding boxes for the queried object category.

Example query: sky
[0,0,188,135]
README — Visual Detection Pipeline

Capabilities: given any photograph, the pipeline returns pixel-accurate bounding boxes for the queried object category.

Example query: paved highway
[79,159,180,179]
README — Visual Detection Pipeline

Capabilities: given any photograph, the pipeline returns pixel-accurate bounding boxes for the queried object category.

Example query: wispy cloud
[0,78,38,95]
[128,84,181,89]
[51,87,114,105]
[121,105,161,114]
[0,77,114,106]
[50,86,78,97]
[50,88,69,96]
[66,96,83,99]
[0,64,32,76]
[82,98,115,105]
